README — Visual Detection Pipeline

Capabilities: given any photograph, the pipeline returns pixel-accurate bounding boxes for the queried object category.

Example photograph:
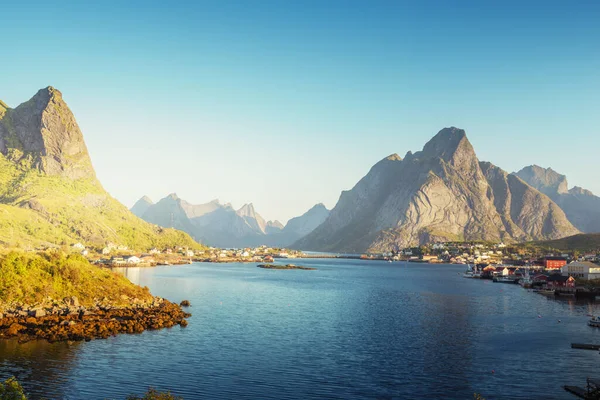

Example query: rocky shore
[0,296,190,343]
[257,263,316,270]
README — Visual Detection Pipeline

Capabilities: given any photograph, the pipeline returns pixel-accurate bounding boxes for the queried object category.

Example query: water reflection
[1,261,600,399]
[0,339,82,400]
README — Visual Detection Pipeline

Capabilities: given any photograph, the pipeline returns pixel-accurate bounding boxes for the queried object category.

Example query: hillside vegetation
[0,153,201,250]
[529,233,600,252]
[0,87,203,251]
[0,251,152,307]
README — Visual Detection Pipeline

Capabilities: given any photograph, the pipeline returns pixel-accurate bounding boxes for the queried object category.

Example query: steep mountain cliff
[515,166,600,233]
[293,128,579,253]
[0,87,201,250]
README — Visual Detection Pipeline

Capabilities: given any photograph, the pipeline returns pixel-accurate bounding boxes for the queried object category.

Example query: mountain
[265,220,284,234]
[283,203,329,237]
[293,127,579,253]
[237,203,268,233]
[0,87,201,250]
[133,195,327,248]
[515,166,600,233]
[131,196,153,217]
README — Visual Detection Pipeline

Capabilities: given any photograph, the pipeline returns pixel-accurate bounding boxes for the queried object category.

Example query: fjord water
[2,260,600,399]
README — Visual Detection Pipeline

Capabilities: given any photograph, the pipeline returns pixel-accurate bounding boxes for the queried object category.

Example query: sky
[1,0,599,223]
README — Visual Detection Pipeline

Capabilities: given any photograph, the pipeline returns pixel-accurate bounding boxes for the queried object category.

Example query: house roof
[547,275,570,282]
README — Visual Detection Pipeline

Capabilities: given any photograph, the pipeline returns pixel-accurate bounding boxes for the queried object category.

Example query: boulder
[29,309,46,318]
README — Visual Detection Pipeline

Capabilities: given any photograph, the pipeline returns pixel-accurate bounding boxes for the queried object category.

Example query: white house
[102,247,111,255]
[185,250,194,257]
[125,256,141,264]
[72,243,85,250]
[562,261,600,280]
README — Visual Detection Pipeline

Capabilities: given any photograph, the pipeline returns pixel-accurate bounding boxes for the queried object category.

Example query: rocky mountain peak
[515,165,569,196]
[131,196,155,218]
[569,186,594,196]
[0,86,95,179]
[237,203,256,216]
[167,193,180,201]
[421,127,475,165]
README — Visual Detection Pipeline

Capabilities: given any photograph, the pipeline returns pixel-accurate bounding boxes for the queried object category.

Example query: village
[72,242,305,267]
[69,239,600,296]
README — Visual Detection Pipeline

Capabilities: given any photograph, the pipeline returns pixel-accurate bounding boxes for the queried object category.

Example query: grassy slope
[0,154,203,251]
[529,233,600,252]
[0,251,152,307]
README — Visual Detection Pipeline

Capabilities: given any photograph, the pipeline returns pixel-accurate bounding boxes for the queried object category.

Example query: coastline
[0,296,190,343]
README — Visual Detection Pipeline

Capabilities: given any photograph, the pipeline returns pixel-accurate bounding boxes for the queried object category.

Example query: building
[546,274,575,288]
[562,261,600,280]
[125,256,141,264]
[544,257,567,270]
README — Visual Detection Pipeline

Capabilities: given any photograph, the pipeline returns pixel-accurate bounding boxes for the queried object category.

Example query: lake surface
[2,259,600,399]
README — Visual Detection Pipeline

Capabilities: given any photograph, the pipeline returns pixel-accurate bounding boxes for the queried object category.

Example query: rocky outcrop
[0,296,190,343]
[0,87,95,179]
[294,127,579,253]
[515,166,600,233]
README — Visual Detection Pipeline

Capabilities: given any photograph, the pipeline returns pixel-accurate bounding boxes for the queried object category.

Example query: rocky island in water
[257,263,316,270]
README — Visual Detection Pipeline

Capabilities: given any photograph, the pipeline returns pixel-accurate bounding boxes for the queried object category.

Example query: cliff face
[293,128,579,253]
[0,88,201,250]
[0,87,95,179]
[516,166,600,233]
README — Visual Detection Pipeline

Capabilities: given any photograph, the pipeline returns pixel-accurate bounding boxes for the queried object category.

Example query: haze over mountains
[515,166,600,234]
[131,195,330,248]
[0,87,200,249]
[294,127,581,253]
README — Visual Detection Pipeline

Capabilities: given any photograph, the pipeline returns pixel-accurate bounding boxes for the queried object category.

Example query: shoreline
[0,297,190,343]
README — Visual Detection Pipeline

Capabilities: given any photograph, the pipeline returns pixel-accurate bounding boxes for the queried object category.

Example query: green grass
[0,153,203,251]
[0,251,153,307]
[528,233,600,252]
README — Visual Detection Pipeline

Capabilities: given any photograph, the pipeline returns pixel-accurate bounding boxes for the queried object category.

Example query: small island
[257,263,316,270]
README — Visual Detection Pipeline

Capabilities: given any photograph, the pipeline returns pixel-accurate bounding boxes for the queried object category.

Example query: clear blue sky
[1,0,599,223]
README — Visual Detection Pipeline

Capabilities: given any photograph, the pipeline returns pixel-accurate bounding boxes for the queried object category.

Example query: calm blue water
[2,259,600,399]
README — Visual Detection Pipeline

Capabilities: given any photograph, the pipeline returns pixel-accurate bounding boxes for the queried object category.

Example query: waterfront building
[544,257,567,270]
[561,261,600,280]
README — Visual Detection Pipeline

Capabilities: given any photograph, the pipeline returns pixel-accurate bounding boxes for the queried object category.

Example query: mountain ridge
[515,165,600,233]
[133,194,329,248]
[293,127,579,252]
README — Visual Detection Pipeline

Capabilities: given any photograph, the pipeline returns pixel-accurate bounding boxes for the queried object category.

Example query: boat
[493,276,519,284]
[519,269,533,288]
[463,264,475,278]
[588,316,600,327]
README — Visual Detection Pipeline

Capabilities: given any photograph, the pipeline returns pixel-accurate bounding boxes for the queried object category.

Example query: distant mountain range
[0,87,200,250]
[131,195,329,248]
[515,166,600,234]
[294,127,583,253]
